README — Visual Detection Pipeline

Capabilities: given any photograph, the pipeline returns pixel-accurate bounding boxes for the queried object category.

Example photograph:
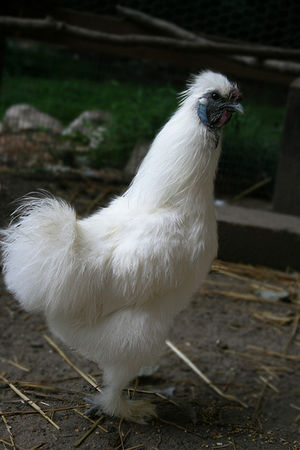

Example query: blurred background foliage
[0,39,286,197]
[1,0,297,200]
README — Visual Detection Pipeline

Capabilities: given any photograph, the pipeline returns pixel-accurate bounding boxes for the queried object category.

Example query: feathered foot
[84,393,156,424]
[84,363,158,423]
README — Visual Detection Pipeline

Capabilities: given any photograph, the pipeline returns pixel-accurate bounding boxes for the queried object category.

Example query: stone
[89,126,107,149]
[62,110,110,138]
[3,104,63,134]
[216,201,300,270]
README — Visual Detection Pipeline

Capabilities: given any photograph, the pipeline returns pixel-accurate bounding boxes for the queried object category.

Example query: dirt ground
[0,171,300,450]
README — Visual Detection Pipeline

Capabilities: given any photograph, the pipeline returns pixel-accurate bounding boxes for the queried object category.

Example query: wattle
[218,110,232,127]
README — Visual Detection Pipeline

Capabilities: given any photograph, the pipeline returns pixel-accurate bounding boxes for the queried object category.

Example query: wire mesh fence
[1,0,297,202]
[62,0,300,49]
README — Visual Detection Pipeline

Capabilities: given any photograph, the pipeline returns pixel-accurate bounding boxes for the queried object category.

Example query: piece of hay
[44,335,101,392]
[73,409,108,433]
[165,340,247,408]
[1,414,16,449]
[73,416,104,447]
[0,375,59,430]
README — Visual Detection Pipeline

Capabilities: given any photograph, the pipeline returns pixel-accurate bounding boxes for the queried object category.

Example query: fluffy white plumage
[1,71,242,422]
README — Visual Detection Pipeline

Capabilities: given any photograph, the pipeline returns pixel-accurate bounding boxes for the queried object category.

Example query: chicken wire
[1,0,297,199]
[63,0,300,49]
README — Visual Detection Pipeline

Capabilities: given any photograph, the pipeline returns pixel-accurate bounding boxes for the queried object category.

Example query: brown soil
[0,172,300,450]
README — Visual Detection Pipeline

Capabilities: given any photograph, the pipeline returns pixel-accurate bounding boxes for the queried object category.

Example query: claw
[83,397,102,417]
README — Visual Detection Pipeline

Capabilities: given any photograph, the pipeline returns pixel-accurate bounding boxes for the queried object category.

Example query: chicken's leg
[86,363,157,423]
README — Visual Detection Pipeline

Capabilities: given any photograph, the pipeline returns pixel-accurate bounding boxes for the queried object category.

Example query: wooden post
[273,78,300,216]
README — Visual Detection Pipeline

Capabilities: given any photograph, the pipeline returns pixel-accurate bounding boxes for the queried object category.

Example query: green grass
[0,73,178,167]
[0,41,285,188]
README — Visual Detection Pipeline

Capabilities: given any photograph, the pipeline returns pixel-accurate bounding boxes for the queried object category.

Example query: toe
[83,397,102,417]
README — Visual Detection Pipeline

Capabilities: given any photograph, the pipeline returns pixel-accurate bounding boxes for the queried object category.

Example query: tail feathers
[1,194,78,313]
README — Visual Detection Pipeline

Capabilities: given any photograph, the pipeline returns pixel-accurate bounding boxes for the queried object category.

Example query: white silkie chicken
[1,71,243,423]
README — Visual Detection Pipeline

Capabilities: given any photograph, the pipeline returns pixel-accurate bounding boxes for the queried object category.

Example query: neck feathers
[125,101,221,211]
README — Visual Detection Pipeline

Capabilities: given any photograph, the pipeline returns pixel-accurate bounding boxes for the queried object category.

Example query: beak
[227,102,244,114]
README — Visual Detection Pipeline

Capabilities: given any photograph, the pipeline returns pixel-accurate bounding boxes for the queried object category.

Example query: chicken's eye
[211,92,220,100]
